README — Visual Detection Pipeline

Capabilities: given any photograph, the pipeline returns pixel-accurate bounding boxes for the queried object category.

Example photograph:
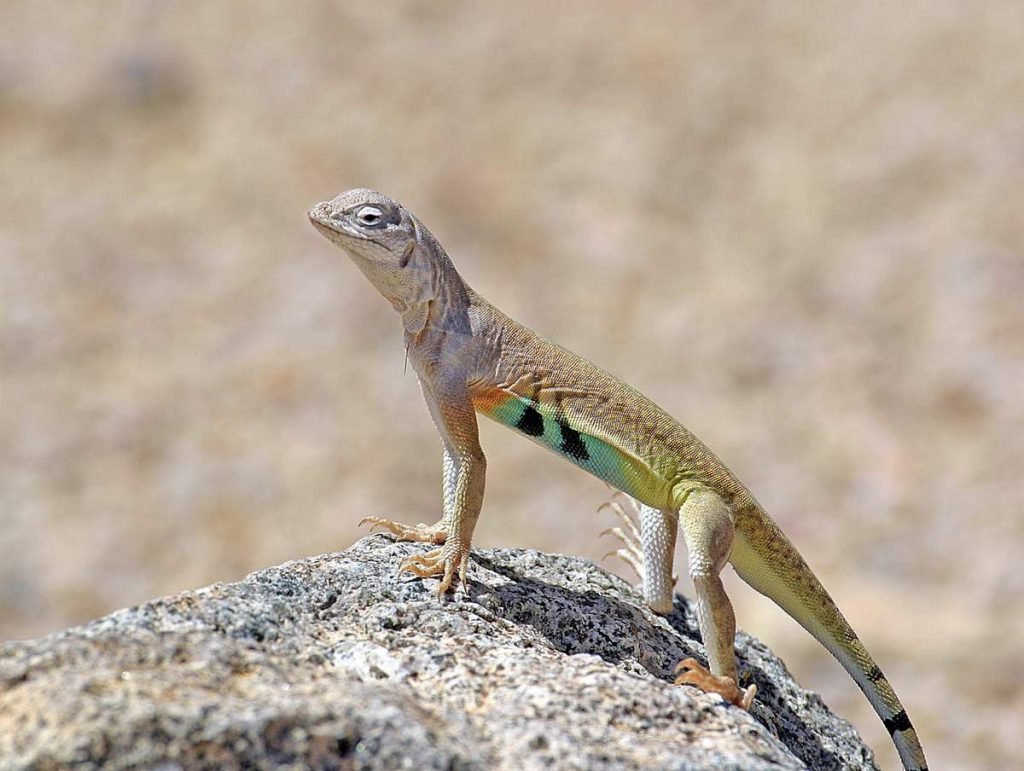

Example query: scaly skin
[308,188,928,771]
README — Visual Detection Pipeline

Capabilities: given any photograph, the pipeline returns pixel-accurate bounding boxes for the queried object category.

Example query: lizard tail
[729,507,927,771]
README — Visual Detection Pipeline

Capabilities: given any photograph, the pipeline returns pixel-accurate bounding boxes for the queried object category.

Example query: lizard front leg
[393,375,486,596]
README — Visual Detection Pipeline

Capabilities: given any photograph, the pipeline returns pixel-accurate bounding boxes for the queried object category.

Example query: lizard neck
[400,221,472,337]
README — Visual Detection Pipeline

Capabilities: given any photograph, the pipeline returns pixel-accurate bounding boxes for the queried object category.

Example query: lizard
[308,188,928,771]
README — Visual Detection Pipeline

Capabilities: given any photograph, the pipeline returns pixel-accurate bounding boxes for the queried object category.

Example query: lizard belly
[473,388,672,508]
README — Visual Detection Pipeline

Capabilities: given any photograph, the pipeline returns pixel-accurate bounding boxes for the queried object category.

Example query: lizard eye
[355,205,385,228]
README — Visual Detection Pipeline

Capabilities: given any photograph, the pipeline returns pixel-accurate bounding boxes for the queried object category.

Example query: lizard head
[308,188,417,268]
[308,188,438,332]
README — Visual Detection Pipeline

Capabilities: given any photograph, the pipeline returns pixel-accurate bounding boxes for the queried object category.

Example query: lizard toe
[674,658,756,710]
[360,516,448,544]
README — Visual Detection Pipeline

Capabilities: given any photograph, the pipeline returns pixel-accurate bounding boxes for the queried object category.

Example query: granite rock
[0,536,877,770]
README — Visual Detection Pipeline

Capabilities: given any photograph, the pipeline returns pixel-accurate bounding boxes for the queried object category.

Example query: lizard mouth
[308,214,338,236]
[308,210,358,243]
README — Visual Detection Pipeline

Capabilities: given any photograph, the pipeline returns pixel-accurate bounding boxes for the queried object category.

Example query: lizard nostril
[310,203,339,225]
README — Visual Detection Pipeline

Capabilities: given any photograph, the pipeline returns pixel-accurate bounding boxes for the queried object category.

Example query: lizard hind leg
[672,486,756,709]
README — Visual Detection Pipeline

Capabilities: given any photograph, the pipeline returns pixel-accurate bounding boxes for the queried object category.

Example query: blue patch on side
[484,392,655,500]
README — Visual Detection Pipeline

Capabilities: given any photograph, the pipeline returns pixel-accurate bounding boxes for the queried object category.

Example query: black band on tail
[883,709,912,735]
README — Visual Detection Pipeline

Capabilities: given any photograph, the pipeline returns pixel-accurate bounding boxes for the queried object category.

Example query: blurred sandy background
[2,2,1022,768]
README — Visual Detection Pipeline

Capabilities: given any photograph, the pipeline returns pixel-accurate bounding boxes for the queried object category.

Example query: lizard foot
[398,543,470,598]
[598,494,644,580]
[598,494,678,586]
[359,516,448,544]
[674,658,756,710]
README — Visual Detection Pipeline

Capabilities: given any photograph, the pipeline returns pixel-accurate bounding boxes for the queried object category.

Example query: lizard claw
[359,515,393,533]
[674,658,756,710]
[359,516,448,544]
[598,495,642,542]
[599,495,679,587]
[599,497,648,583]
[600,531,644,581]
[360,516,466,595]
[398,543,470,597]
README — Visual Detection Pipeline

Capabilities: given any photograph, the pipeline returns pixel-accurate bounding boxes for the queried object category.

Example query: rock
[0,536,876,770]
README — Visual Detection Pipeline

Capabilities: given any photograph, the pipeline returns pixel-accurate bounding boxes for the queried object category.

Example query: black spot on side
[866,665,885,683]
[515,406,544,437]
[883,709,913,735]
[558,420,590,462]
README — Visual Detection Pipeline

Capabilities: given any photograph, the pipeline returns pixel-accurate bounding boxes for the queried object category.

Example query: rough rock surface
[0,536,876,770]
